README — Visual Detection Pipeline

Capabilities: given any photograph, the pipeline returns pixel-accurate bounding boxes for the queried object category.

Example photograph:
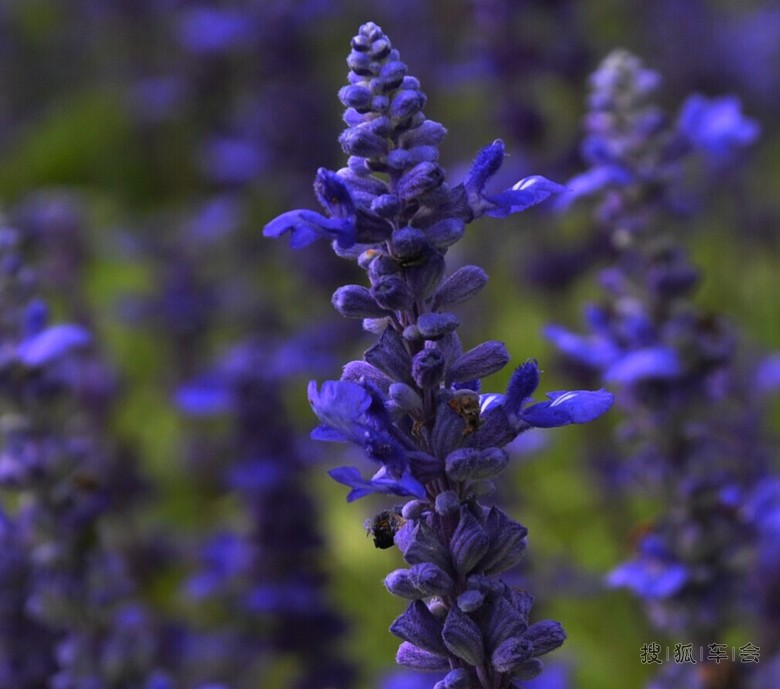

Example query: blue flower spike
[265,22,613,688]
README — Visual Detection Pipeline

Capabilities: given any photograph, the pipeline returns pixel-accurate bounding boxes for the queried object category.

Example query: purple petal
[678,93,760,158]
[502,360,541,416]
[607,558,688,600]
[554,165,633,210]
[175,374,233,415]
[521,389,614,428]
[327,465,425,502]
[604,346,681,383]
[545,324,620,369]
[17,324,91,367]
[308,380,372,435]
[484,176,565,217]
[263,209,355,249]
[464,139,505,193]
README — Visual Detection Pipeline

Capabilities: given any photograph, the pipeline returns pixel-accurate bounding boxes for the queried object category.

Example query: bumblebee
[449,390,481,436]
[365,506,407,549]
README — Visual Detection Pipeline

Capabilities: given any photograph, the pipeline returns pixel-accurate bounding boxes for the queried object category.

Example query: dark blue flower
[263,209,356,250]
[328,465,426,502]
[519,389,616,428]
[309,379,413,479]
[677,93,760,159]
[16,323,91,367]
[464,140,564,219]
[607,534,688,600]
[481,360,613,430]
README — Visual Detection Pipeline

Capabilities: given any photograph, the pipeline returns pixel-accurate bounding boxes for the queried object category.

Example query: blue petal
[678,93,760,159]
[554,165,633,210]
[544,324,620,369]
[313,167,356,218]
[310,425,350,442]
[464,139,505,193]
[484,176,565,217]
[604,346,681,383]
[754,353,780,395]
[607,558,688,600]
[479,393,504,414]
[175,374,233,415]
[327,465,426,502]
[308,379,372,438]
[16,324,91,367]
[263,209,355,249]
[521,389,614,428]
[502,360,541,416]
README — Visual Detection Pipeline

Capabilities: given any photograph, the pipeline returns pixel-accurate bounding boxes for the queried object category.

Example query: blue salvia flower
[177,335,357,689]
[545,50,773,688]
[0,226,168,687]
[265,22,613,688]
[0,505,57,685]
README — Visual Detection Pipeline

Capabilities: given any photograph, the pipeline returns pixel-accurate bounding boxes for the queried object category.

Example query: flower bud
[435,490,461,516]
[441,605,485,666]
[399,119,447,148]
[339,127,388,159]
[437,668,469,689]
[410,562,454,596]
[434,265,488,308]
[398,519,452,574]
[365,327,414,386]
[445,447,509,482]
[396,642,449,672]
[405,250,445,301]
[371,274,415,311]
[478,506,528,575]
[341,360,391,390]
[396,162,444,202]
[389,383,422,414]
[417,312,460,340]
[401,500,427,520]
[332,285,387,318]
[491,637,532,674]
[371,193,401,217]
[385,568,425,599]
[450,507,489,577]
[390,89,427,122]
[392,226,427,262]
[525,620,566,656]
[412,348,446,389]
[426,217,465,249]
[447,341,509,385]
[389,600,448,656]
[456,589,484,613]
[338,84,373,111]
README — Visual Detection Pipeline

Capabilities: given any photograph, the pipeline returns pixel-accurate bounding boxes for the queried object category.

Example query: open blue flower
[263,169,357,249]
[15,300,91,367]
[309,380,411,481]
[678,93,760,160]
[328,465,425,502]
[464,140,564,219]
[484,360,614,429]
[607,534,688,600]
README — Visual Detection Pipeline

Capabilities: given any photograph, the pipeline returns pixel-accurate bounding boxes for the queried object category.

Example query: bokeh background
[1,1,779,688]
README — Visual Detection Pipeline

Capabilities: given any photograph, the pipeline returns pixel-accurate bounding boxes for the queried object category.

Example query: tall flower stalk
[265,22,613,689]
[176,335,357,689]
[0,226,168,688]
[545,50,772,688]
